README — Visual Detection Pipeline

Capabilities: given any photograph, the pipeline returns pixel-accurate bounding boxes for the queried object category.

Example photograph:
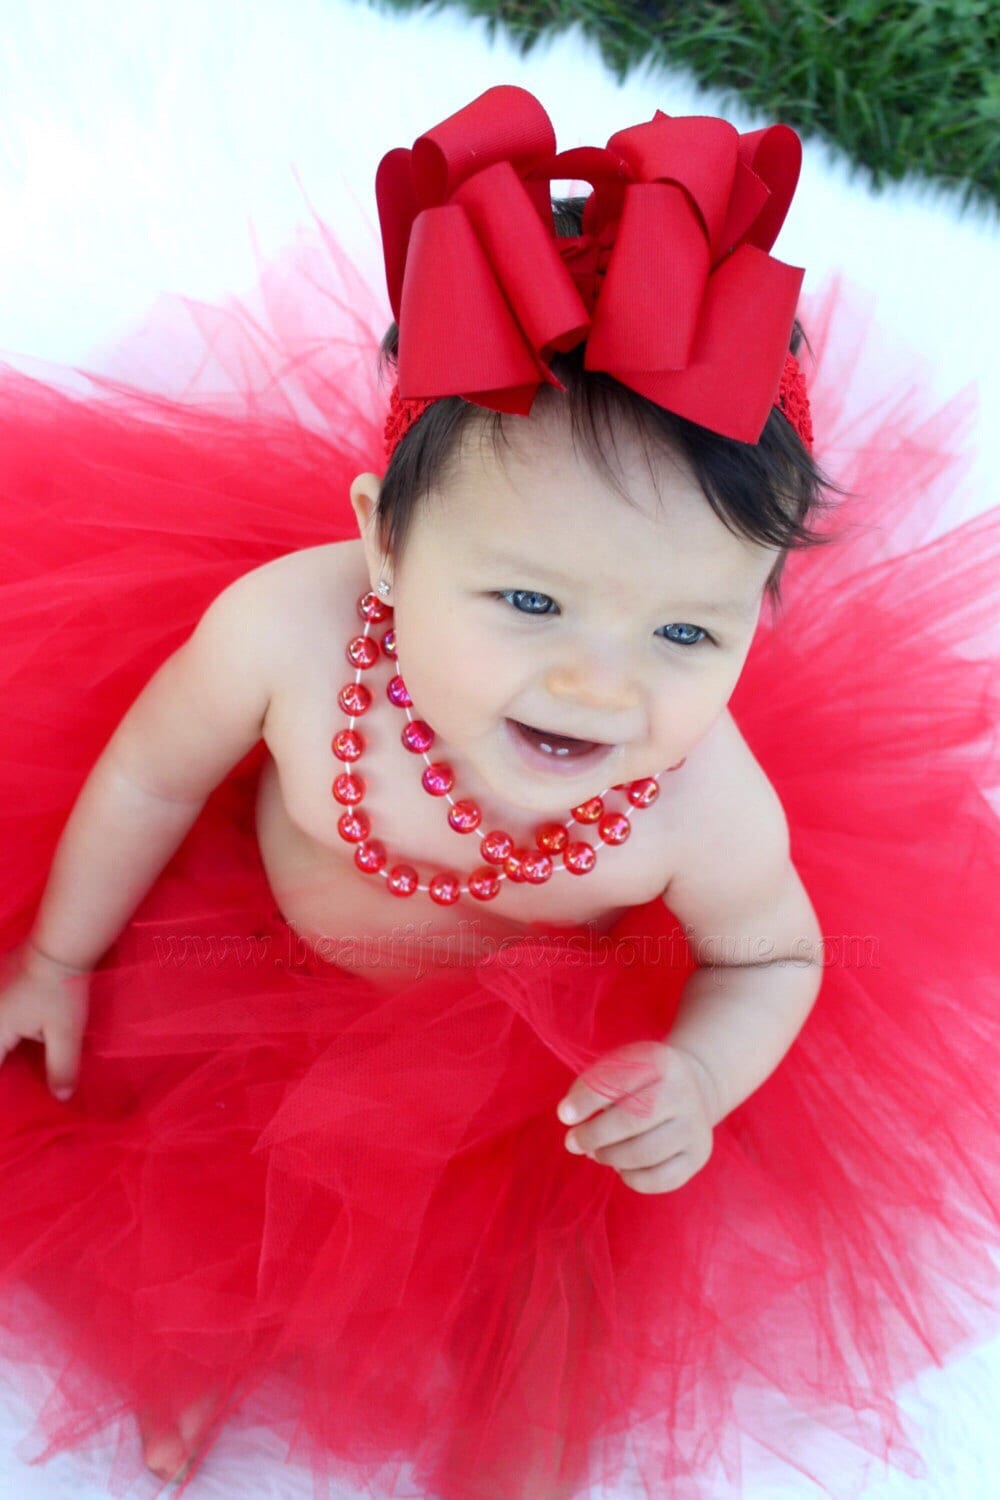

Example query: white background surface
[0,1,997,1495]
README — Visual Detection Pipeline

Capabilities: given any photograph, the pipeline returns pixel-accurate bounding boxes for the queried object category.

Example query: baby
[3,171,828,1488]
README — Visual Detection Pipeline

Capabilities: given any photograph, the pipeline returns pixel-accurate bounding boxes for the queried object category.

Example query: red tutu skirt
[0,229,997,1500]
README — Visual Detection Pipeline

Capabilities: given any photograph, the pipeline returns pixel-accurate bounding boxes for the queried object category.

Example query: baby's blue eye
[497,590,558,614]
[656,623,707,646]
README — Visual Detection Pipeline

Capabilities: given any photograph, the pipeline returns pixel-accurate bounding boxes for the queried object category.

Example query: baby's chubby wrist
[669,1043,723,1129]
[21,936,93,984]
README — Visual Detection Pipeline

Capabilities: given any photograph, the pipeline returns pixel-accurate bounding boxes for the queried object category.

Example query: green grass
[371,0,999,211]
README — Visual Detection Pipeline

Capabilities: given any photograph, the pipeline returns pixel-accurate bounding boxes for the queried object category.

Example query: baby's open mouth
[507,718,606,759]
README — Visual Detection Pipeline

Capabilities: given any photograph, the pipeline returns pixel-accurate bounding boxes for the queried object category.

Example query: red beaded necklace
[331,590,686,905]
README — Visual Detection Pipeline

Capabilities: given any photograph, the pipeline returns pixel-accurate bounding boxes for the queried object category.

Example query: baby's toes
[139,1416,190,1483]
[139,1390,220,1485]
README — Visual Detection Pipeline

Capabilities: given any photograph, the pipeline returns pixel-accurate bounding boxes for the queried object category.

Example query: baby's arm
[25,562,283,977]
[659,728,824,1127]
[555,740,822,1191]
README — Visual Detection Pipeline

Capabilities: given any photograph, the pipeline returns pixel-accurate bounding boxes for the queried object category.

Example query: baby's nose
[545,658,641,713]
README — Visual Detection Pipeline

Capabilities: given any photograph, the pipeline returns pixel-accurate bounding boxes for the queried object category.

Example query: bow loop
[606,114,739,261]
[732,123,802,251]
[588,183,710,371]
[410,84,555,205]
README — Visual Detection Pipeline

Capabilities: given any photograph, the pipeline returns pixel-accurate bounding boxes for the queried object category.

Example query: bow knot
[376,86,805,442]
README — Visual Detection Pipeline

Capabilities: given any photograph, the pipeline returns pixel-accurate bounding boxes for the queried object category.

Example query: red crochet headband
[384,351,812,464]
[376,86,814,466]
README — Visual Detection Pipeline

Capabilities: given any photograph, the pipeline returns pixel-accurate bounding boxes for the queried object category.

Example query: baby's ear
[349,473,388,581]
[349,472,382,534]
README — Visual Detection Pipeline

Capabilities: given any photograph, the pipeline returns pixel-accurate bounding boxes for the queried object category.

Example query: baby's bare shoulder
[242,541,362,652]
[666,710,791,891]
[662,712,819,963]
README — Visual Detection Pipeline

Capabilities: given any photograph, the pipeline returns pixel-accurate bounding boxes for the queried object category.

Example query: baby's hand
[556,1039,716,1194]
[0,942,91,1102]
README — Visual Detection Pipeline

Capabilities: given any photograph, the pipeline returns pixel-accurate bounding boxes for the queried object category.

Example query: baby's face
[354,401,778,820]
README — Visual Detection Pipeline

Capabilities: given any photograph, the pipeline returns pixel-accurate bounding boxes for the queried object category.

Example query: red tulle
[0,225,997,1500]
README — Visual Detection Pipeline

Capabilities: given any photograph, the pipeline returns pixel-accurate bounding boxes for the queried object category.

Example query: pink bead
[338,681,372,716]
[626,778,659,808]
[480,829,514,865]
[421,762,454,796]
[429,872,461,906]
[468,866,501,901]
[387,864,419,897]
[598,812,631,845]
[571,796,604,824]
[401,719,435,754]
[534,821,568,853]
[354,839,386,874]
[448,799,482,834]
[332,772,365,806]
[563,840,597,875]
[358,591,392,624]
[521,850,553,885]
[504,847,531,883]
[337,809,371,844]
[386,675,412,707]
[380,627,397,658]
[332,728,365,762]
[346,634,379,670]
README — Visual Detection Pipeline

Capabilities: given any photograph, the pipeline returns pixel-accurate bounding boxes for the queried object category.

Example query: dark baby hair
[375,196,842,609]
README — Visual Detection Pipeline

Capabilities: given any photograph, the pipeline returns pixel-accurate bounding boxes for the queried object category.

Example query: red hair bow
[376,85,805,445]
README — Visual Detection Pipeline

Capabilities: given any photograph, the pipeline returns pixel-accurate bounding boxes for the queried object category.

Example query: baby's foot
[138,1388,221,1486]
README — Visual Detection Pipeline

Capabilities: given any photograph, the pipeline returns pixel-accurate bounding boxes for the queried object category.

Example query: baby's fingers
[557,1040,667,1127]
[42,987,89,1102]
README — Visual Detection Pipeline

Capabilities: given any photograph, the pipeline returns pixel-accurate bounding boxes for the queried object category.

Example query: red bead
[598,811,631,846]
[358,591,392,624]
[421,762,454,796]
[504,847,530,883]
[448,799,482,834]
[429,871,461,906]
[563,840,597,875]
[626,778,659,808]
[571,796,604,824]
[337,809,371,844]
[387,864,419,897]
[338,681,372,716]
[386,675,412,707]
[468,866,501,901]
[346,634,379,670]
[380,627,397,658]
[534,821,568,853]
[521,849,553,884]
[667,756,687,772]
[332,728,365,762]
[354,839,386,874]
[402,719,435,754]
[480,829,514,865]
[332,772,366,805]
